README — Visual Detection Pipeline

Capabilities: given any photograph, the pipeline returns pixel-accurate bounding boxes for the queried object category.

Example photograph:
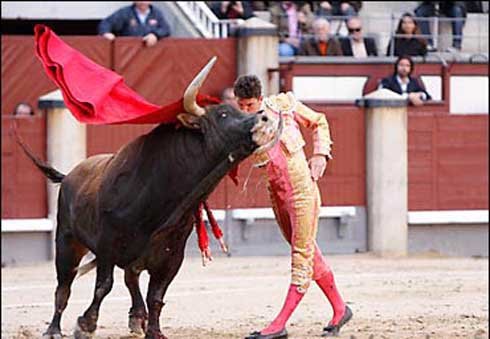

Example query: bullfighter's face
[237,96,263,113]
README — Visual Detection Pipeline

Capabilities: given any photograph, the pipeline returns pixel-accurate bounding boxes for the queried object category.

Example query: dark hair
[233,75,262,99]
[394,55,414,75]
[395,12,427,46]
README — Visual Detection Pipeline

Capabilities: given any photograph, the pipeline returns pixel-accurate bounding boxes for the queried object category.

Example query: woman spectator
[386,12,427,57]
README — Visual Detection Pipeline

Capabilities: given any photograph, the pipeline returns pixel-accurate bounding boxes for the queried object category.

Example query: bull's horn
[183,56,217,116]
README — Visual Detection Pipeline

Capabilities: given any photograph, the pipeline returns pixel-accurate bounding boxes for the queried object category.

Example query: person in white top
[340,16,378,57]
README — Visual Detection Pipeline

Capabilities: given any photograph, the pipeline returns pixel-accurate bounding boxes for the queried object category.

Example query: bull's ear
[177,113,201,129]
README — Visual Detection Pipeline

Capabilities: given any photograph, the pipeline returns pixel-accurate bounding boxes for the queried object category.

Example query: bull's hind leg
[74,257,115,339]
[43,236,88,339]
[125,268,148,337]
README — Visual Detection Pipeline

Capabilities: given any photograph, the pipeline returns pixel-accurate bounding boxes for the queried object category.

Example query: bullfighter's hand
[143,33,158,47]
[103,33,116,41]
[309,155,327,181]
[201,247,213,267]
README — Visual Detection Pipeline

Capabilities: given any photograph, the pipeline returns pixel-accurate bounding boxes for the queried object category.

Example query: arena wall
[1,37,488,263]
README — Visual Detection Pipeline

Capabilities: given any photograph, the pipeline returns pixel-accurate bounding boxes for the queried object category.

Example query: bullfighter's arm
[293,96,333,160]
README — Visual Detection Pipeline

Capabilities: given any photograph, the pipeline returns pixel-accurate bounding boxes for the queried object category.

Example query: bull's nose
[261,115,268,122]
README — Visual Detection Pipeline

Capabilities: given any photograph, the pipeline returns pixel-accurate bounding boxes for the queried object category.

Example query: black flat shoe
[321,305,353,337]
[245,328,288,339]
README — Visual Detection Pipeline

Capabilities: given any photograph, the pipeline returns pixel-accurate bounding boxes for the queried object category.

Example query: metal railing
[175,3,488,55]
[175,1,244,38]
[277,13,488,56]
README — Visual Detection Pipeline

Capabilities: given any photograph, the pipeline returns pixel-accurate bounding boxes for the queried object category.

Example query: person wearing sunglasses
[339,16,378,57]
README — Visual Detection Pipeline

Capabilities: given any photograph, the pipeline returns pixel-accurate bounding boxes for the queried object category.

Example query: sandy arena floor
[2,253,488,339]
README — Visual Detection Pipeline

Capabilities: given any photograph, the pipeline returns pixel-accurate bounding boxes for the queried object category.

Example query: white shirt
[351,39,367,58]
[136,8,150,25]
[396,75,427,100]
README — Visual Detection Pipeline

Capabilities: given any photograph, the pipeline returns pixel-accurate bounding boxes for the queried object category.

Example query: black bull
[14,59,281,339]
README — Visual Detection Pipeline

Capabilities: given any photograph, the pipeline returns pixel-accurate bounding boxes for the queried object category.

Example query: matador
[234,75,353,339]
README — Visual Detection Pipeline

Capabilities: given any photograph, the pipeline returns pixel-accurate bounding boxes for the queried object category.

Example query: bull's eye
[221,113,227,118]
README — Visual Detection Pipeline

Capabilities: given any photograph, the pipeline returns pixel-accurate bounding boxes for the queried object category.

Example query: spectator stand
[176,1,244,38]
[174,2,488,58]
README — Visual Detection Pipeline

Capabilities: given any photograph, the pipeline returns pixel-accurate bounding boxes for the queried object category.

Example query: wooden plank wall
[2,116,47,218]
[1,35,487,216]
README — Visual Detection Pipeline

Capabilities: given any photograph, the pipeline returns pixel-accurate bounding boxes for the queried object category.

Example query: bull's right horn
[183,56,217,117]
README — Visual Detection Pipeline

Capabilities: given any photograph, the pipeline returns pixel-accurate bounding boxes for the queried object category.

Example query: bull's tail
[10,126,65,183]
[75,258,97,278]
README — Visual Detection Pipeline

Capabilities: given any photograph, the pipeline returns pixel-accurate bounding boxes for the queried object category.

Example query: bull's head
[177,57,282,163]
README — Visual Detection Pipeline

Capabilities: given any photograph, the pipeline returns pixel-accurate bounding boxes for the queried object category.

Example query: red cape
[34,24,220,125]
[34,24,239,183]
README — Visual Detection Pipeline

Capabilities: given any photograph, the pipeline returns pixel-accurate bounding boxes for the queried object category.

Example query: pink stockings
[260,271,346,335]
[316,270,347,325]
[260,285,304,335]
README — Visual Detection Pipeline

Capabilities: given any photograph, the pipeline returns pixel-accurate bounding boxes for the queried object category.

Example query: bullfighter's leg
[74,258,115,338]
[145,252,186,339]
[125,268,148,337]
[43,235,88,339]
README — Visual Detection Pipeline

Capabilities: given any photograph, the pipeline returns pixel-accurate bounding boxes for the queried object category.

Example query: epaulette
[264,92,297,114]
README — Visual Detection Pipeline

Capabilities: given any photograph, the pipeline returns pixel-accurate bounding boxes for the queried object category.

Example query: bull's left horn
[183,56,217,116]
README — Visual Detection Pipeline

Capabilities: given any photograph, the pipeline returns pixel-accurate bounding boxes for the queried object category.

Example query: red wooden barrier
[1,35,487,216]
[2,115,47,218]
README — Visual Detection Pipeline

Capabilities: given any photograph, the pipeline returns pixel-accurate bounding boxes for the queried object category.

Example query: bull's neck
[150,147,236,241]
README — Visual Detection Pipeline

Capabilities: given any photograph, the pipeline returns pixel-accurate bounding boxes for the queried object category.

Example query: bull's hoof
[145,328,168,339]
[74,321,95,339]
[42,331,62,339]
[128,315,147,337]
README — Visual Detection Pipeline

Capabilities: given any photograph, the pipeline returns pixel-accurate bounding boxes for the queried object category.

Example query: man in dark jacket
[340,16,377,57]
[379,55,432,106]
[299,17,343,56]
[99,1,170,47]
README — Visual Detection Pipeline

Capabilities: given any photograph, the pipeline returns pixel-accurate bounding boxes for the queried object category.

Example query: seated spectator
[210,1,255,20]
[270,1,315,56]
[298,17,343,56]
[386,12,427,57]
[314,1,362,20]
[414,1,467,52]
[221,87,239,109]
[13,102,34,116]
[379,55,431,106]
[250,1,271,11]
[340,16,377,57]
[98,1,170,47]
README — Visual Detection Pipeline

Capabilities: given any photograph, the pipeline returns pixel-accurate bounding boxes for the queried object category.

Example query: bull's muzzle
[252,110,283,154]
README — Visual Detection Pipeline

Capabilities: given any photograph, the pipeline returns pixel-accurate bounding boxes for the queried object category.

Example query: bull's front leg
[145,252,186,339]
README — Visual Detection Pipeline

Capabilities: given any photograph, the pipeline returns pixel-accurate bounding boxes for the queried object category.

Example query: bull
[15,57,281,339]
